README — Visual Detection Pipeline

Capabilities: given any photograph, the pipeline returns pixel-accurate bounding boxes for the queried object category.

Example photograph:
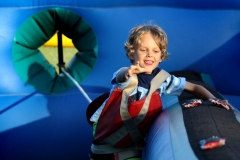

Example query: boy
[89,24,230,160]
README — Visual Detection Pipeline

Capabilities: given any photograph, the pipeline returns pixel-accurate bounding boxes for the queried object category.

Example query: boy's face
[129,33,162,74]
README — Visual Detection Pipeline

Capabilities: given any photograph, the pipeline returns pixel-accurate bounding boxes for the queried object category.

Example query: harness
[87,70,169,160]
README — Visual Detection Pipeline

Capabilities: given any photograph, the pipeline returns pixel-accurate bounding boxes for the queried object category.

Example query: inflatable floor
[0,1,240,160]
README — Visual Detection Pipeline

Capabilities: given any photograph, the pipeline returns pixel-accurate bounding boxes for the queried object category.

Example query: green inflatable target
[12,8,98,94]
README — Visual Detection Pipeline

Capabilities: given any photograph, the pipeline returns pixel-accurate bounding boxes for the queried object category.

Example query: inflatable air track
[1,2,240,159]
[143,71,240,160]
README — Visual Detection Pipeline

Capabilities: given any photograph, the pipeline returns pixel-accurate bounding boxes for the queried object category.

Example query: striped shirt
[90,67,186,122]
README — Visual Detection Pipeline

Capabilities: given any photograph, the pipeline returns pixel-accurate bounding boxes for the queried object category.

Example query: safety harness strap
[120,74,142,143]
[121,70,170,143]
[102,70,170,145]
[134,70,170,124]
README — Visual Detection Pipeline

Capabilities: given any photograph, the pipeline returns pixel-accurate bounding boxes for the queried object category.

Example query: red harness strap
[93,70,169,148]
[94,89,162,148]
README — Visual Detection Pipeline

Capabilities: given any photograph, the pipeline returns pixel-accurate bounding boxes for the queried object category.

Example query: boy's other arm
[184,81,215,100]
[184,81,229,110]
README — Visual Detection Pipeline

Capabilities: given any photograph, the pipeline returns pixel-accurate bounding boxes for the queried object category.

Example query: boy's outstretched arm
[116,67,129,83]
[116,61,151,83]
[184,82,230,110]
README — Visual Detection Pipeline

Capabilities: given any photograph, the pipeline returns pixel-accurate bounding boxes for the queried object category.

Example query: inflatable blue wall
[0,1,240,159]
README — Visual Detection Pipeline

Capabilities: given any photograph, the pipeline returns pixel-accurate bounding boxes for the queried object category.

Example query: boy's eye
[140,49,146,52]
[154,50,160,53]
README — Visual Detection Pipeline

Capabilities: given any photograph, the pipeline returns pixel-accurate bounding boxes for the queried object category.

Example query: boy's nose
[146,52,152,57]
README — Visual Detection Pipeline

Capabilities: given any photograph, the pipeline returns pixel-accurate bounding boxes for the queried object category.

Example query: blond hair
[124,24,169,63]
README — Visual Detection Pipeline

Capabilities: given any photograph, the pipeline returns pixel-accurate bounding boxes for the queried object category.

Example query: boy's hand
[209,98,230,110]
[125,61,152,79]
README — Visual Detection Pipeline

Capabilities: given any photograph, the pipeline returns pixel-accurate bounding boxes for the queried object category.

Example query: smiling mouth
[144,60,154,65]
